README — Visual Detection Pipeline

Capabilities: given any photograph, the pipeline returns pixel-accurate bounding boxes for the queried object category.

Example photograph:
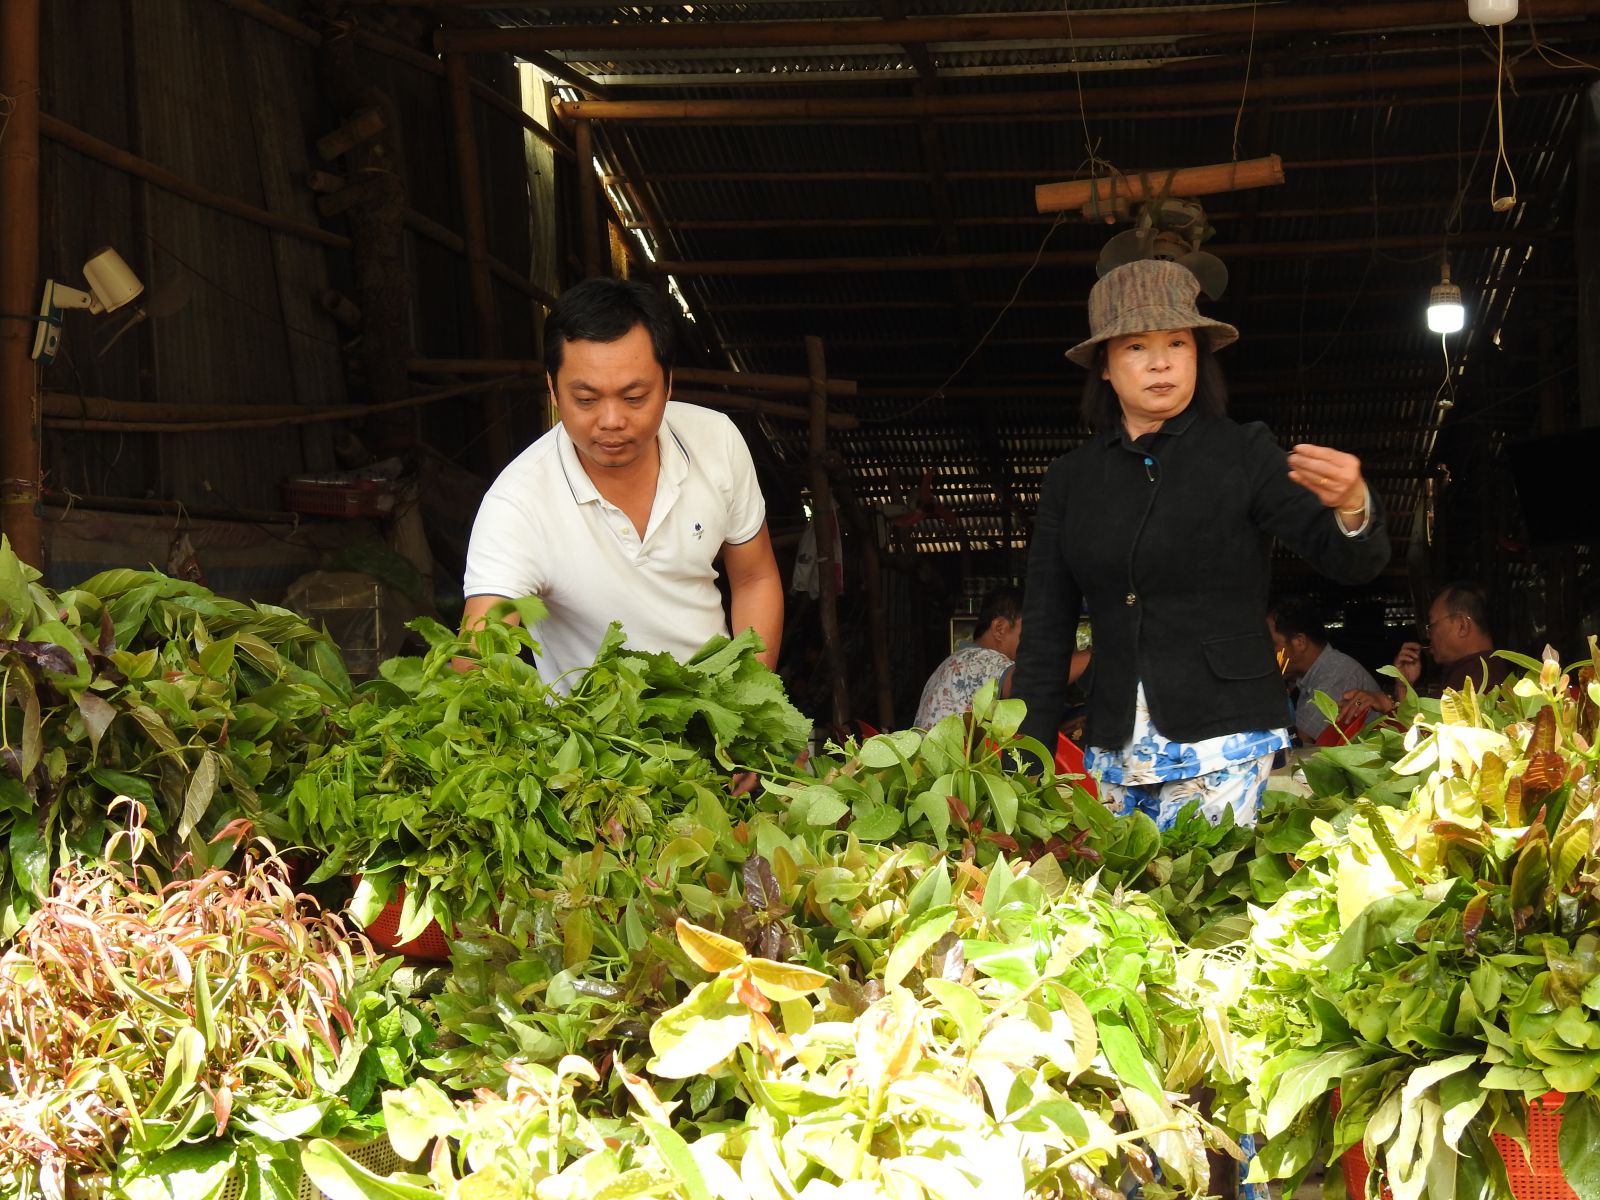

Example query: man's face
[549,324,670,473]
[1268,616,1307,676]
[1425,595,1468,661]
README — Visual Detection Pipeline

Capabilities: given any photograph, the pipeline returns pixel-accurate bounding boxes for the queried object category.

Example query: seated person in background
[1337,580,1511,724]
[915,585,1090,729]
[915,587,1024,728]
[1267,597,1380,743]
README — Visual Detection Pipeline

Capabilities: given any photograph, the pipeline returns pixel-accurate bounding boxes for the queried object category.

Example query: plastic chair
[1054,733,1098,798]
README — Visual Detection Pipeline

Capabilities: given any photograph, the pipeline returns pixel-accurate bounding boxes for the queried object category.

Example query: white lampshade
[1468,0,1517,25]
[1427,284,1465,334]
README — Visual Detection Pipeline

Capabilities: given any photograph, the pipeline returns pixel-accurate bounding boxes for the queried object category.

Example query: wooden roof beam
[437,0,1596,54]
[649,229,1551,276]
[554,59,1580,122]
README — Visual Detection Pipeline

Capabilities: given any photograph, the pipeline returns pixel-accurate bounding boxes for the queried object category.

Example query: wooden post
[0,0,43,566]
[827,456,894,731]
[572,118,604,277]
[806,336,850,731]
[446,52,515,469]
[315,4,414,447]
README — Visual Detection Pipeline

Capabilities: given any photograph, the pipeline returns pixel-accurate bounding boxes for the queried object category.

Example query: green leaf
[648,978,749,1078]
[178,750,221,841]
[982,775,1020,835]
[300,1140,438,1200]
[884,906,958,990]
[925,978,984,1050]
[637,1119,713,1200]
[1096,1015,1167,1107]
[1263,1048,1374,1140]
[1560,1094,1600,1200]
[857,729,921,769]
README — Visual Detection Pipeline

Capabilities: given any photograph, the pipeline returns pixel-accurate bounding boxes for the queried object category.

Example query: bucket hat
[1064,259,1239,368]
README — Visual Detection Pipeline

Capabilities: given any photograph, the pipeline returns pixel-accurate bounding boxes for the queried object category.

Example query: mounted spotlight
[31,247,145,365]
[1426,258,1465,334]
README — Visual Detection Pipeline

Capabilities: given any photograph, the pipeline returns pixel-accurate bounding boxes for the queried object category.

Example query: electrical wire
[1488,26,1520,213]
[859,212,1069,427]
[1230,0,1259,163]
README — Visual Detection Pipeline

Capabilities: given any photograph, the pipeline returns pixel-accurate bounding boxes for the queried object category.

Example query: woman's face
[1102,328,1197,433]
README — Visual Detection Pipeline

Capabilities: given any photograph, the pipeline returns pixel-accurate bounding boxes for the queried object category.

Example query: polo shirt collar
[554,414,690,506]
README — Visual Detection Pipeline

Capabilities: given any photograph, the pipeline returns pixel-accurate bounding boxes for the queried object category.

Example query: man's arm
[723,524,784,671]
[453,593,516,672]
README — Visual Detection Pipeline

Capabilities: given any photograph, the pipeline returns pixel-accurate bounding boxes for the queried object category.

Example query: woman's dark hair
[974,586,1024,639]
[545,277,676,380]
[1078,333,1230,434]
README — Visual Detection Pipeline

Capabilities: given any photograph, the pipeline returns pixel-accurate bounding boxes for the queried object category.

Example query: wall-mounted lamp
[1426,259,1465,334]
[31,247,145,365]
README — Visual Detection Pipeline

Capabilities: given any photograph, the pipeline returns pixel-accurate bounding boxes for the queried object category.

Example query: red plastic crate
[1339,1091,1574,1200]
[280,477,397,520]
[359,882,453,962]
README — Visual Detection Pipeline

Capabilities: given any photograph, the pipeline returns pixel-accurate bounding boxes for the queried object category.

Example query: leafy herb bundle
[288,611,810,943]
[0,540,350,933]
[1226,649,1600,1200]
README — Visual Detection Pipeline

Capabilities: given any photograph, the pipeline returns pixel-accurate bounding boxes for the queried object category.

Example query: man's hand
[453,594,516,672]
[1393,641,1424,686]
[1338,687,1393,727]
[724,525,784,670]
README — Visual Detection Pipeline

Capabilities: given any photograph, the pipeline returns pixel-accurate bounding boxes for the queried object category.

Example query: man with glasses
[1338,580,1510,723]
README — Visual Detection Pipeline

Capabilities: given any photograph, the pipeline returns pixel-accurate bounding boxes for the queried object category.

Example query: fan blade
[1095,229,1155,277]
[142,273,194,319]
[1177,250,1229,300]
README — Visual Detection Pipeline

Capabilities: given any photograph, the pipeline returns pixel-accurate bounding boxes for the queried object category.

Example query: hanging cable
[1230,0,1260,163]
[1488,27,1519,213]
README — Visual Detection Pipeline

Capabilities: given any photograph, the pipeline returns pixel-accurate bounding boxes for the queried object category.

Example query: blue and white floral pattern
[1086,683,1288,829]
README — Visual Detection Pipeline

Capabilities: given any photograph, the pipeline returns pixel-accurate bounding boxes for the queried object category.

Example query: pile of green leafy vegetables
[286,607,812,944]
[1216,647,1600,1200]
[0,538,349,935]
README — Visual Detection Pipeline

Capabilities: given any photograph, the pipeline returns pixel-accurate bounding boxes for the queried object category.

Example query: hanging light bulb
[1427,258,1465,334]
[1467,0,1517,25]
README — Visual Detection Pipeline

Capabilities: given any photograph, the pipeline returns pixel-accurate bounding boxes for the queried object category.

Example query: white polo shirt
[463,401,767,687]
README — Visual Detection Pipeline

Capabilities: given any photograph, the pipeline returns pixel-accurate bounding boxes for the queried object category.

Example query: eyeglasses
[1422,612,1467,636]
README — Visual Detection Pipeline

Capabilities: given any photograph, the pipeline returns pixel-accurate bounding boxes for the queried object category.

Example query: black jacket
[1014,409,1391,751]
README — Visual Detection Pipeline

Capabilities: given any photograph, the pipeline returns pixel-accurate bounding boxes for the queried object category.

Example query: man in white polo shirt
[461,278,783,686]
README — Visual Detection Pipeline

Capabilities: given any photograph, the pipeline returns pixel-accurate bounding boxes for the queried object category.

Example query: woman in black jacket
[1013,259,1390,830]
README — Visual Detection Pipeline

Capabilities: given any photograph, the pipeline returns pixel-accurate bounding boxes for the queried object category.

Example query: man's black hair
[545,277,676,380]
[974,586,1024,639]
[1078,335,1229,434]
[1267,597,1328,647]
[1436,580,1493,639]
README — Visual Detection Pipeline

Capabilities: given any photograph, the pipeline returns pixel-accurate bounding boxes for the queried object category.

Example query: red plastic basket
[1339,1091,1573,1200]
[280,477,397,520]
[359,883,453,962]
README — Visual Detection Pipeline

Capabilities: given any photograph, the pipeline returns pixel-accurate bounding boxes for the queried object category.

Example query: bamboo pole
[404,356,859,396]
[806,336,850,732]
[573,119,604,277]
[1036,155,1285,215]
[41,377,522,433]
[552,58,1571,122]
[447,53,515,469]
[442,0,1596,53]
[651,229,1547,276]
[40,110,555,309]
[41,113,350,248]
[672,388,860,429]
[0,0,43,565]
